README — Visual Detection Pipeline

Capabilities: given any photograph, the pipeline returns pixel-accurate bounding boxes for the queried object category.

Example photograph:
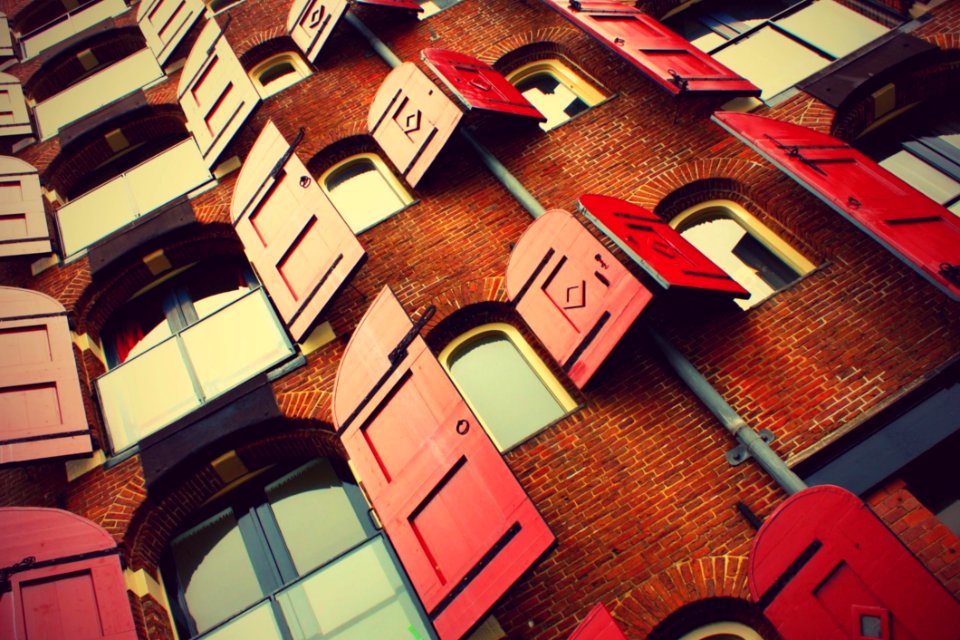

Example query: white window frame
[319,152,413,233]
[506,59,606,131]
[249,52,312,99]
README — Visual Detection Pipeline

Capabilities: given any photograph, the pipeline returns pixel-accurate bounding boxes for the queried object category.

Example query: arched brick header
[237,35,301,70]
[487,33,599,74]
[634,158,776,213]
[305,132,390,177]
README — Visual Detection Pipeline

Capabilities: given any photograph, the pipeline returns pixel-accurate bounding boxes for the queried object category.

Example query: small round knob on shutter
[455,419,470,435]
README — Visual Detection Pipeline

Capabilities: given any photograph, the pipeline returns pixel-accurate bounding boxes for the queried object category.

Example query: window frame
[318,152,414,234]
[416,0,463,19]
[248,52,311,99]
[506,59,607,131]
[439,322,576,452]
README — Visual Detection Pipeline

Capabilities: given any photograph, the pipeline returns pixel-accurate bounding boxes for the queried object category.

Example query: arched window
[249,52,311,98]
[440,323,575,451]
[320,153,413,233]
[163,457,432,638]
[507,59,605,131]
[672,200,813,309]
[677,621,766,640]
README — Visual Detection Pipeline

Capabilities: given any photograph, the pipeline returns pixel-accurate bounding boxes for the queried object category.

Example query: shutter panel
[137,0,204,65]
[353,0,423,12]
[0,157,51,257]
[0,507,137,640]
[0,14,13,58]
[368,61,462,187]
[0,288,92,464]
[506,209,652,389]
[713,111,960,301]
[750,486,960,640]
[578,194,749,298]
[539,1,758,96]
[178,19,260,169]
[231,121,365,341]
[568,603,628,640]
[0,73,32,138]
[286,0,348,64]
[422,49,545,121]
[332,287,554,640]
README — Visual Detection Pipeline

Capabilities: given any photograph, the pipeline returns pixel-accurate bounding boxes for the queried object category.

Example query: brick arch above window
[633,157,778,211]
[490,38,595,76]
[305,133,388,176]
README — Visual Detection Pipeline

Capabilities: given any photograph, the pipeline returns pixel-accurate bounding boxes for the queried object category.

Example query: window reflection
[321,154,412,233]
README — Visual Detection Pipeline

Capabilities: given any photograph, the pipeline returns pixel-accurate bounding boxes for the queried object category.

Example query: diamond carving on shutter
[422,49,545,121]
[506,209,652,389]
[368,61,462,187]
[0,73,32,138]
[539,1,759,96]
[578,193,749,298]
[714,111,960,301]
[0,288,92,464]
[0,507,137,639]
[178,19,260,168]
[231,121,365,341]
[332,287,554,640]
[287,0,348,64]
[137,0,205,65]
[0,157,51,257]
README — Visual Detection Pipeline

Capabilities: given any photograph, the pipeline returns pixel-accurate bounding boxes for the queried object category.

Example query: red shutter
[231,121,365,341]
[750,486,960,640]
[506,209,652,389]
[578,194,749,298]
[539,1,758,96]
[368,61,462,187]
[713,111,960,301]
[137,0,204,65]
[332,287,554,640]
[0,157,51,258]
[178,19,260,168]
[0,507,137,640]
[422,49,545,121]
[568,603,628,640]
[286,0,348,64]
[0,287,92,464]
[0,14,13,58]
[0,73,32,138]
[353,0,423,12]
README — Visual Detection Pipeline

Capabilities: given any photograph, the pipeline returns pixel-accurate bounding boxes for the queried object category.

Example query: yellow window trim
[676,621,765,640]
[319,152,414,232]
[249,52,310,99]
[506,58,606,107]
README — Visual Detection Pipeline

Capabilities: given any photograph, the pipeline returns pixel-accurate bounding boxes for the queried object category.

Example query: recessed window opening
[416,0,462,19]
[672,201,813,309]
[507,59,605,131]
[903,429,960,537]
[320,153,412,233]
[250,53,310,99]
[676,620,767,640]
[440,323,575,451]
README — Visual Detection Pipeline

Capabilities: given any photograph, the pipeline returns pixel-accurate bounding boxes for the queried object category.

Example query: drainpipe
[346,14,805,495]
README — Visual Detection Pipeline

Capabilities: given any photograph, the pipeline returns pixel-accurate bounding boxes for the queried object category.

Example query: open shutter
[0,157,51,257]
[332,287,554,640]
[0,74,32,138]
[578,194,749,298]
[750,486,960,640]
[539,1,758,96]
[286,0,348,64]
[506,209,652,389]
[231,121,365,341]
[368,61,462,187]
[353,0,423,12]
[0,288,92,464]
[178,19,260,169]
[0,507,137,640]
[713,111,960,301]
[568,603,628,640]
[0,14,13,58]
[422,49,545,121]
[137,0,204,65]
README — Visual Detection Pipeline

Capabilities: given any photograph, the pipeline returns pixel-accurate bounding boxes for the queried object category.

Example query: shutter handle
[455,419,470,435]
[848,196,861,208]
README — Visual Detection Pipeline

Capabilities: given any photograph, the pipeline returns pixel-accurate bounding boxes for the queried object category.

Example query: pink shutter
[178,19,260,168]
[713,111,960,301]
[231,121,365,341]
[539,1,758,96]
[137,0,204,65]
[750,486,960,640]
[0,157,51,258]
[368,61,462,187]
[353,0,423,12]
[0,507,137,640]
[422,49,545,121]
[568,603,628,640]
[0,287,92,465]
[506,209,652,389]
[0,73,32,138]
[332,287,554,640]
[286,0,348,64]
[578,194,749,298]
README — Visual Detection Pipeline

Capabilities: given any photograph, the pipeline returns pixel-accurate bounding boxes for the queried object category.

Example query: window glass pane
[265,459,369,575]
[171,508,265,634]
[448,332,565,450]
[202,601,284,640]
[515,73,586,131]
[714,26,829,99]
[325,159,406,233]
[276,538,430,640]
[187,261,251,321]
[126,139,212,217]
[776,0,886,59]
[879,150,960,207]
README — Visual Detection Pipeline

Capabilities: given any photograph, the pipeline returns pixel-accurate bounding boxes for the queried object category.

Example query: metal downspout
[346,13,804,495]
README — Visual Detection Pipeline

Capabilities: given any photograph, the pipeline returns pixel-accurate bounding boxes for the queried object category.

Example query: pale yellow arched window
[677,621,767,640]
[507,59,606,131]
[320,153,413,233]
[249,53,311,99]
